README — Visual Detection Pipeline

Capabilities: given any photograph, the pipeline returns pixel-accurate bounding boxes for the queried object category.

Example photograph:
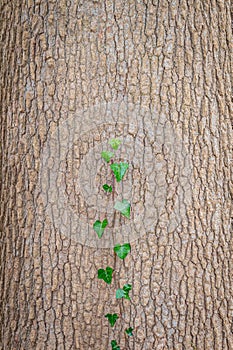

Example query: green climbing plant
[125,327,134,336]
[94,138,134,349]
[93,219,108,238]
[105,313,119,327]
[98,267,114,285]
[116,284,132,300]
[114,243,131,260]
[111,340,120,350]
[114,199,131,219]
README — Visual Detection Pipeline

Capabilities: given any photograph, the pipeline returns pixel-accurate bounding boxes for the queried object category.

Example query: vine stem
[110,159,115,201]
[110,159,117,228]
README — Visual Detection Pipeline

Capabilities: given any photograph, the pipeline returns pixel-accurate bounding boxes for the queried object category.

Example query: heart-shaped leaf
[109,138,121,150]
[114,200,130,219]
[116,284,132,300]
[105,313,119,327]
[93,219,108,238]
[101,151,115,163]
[114,243,131,260]
[110,162,128,182]
[98,266,114,284]
[125,327,134,336]
[111,340,120,350]
[116,288,125,299]
[103,184,113,193]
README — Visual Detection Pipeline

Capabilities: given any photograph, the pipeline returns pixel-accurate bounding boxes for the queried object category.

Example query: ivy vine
[94,138,133,349]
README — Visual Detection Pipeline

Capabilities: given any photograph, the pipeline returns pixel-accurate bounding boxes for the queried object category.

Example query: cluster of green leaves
[94,138,134,349]
[116,284,132,300]
[101,138,121,164]
[111,340,120,350]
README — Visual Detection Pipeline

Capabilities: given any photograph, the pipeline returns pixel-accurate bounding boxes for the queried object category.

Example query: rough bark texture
[0,0,232,349]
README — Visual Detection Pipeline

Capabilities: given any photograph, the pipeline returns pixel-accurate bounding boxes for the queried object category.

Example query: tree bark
[0,1,232,349]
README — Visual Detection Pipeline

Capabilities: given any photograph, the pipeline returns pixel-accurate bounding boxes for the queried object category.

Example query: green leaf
[123,284,132,292]
[109,138,121,150]
[105,313,119,327]
[116,284,132,300]
[114,200,130,219]
[98,266,114,284]
[111,340,120,350]
[110,162,129,182]
[114,243,131,260]
[101,151,115,163]
[116,288,125,299]
[125,327,134,336]
[103,184,113,193]
[93,219,108,238]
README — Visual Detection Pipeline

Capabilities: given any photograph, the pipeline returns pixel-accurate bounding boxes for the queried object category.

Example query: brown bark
[0,0,232,349]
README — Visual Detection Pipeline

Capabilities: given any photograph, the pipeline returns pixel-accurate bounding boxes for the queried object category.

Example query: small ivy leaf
[116,288,125,299]
[111,340,120,350]
[93,219,108,238]
[114,200,130,219]
[125,327,134,336]
[123,284,132,292]
[110,162,129,182]
[116,284,132,300]
[103,184,113,193]
[109,138,121,150]
[105,313,119,327]
[98,266,114,284]
[101,151,115,163]
[114,243,131,260]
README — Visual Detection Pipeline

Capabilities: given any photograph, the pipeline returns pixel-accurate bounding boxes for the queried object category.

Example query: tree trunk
[0,1,232,349]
